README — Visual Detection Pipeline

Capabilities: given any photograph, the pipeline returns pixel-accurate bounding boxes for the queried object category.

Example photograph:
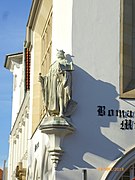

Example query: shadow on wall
[56,0,123,171]
[57,63,124,171]
[56,0,125,171]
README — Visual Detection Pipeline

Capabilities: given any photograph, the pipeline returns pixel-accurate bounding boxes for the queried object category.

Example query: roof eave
[4,52,23,71]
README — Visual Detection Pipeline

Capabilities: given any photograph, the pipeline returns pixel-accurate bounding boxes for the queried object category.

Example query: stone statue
[39,50,77,117]
[39,73,48,114]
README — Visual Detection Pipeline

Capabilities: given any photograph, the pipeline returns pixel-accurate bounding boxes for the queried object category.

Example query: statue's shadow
[57,64,124,171]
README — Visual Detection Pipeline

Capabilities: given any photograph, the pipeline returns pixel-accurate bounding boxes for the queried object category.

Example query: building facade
[5,51,30,180]
[0,169,3,180]
[5,0,135,179]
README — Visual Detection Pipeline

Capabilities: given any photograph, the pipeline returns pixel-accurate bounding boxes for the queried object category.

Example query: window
[40,9,52,119]
[41,9,52,76]
[120,0,135,98]
[119,163,135,180]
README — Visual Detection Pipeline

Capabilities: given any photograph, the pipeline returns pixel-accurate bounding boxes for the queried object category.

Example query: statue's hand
[39,73,44,83]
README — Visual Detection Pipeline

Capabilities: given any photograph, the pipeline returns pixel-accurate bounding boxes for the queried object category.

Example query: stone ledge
[39,116,75,169]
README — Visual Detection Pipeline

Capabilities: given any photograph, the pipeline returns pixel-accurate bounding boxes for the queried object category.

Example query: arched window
[119,163,135,180]
[101,147,135,180]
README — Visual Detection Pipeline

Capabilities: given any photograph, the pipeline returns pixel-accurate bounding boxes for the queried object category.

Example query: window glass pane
[123,169,130,176]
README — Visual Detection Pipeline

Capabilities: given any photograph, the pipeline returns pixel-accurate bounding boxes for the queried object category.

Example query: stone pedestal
[39,116,75,169]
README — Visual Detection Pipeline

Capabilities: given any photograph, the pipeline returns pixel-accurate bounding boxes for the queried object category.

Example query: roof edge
[26,0,43,30]
[4,52,23,70]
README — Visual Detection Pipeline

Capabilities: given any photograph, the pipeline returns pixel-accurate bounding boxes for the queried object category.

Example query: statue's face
[57,50,65,59]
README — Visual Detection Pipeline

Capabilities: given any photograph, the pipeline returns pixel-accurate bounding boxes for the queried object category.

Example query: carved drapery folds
[39,49,77,117]
[39,50,77,169]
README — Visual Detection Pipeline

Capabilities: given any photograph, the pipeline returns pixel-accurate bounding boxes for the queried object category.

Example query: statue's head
[56,49,65,59]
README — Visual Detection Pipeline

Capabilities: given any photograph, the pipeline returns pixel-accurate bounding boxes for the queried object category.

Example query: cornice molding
[25,0,43,49]
[4,53,23,72]
[27,0,43,30]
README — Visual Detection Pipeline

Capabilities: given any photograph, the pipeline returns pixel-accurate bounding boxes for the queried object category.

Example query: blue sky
[0,0,32,168]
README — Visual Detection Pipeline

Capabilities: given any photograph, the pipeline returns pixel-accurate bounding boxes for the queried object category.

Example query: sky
[0,0,32,168]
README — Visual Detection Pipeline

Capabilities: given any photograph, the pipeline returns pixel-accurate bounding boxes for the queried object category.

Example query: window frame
[120,0,135,99]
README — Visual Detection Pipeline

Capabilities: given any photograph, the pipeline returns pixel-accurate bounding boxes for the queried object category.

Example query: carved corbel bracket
[39,116,75,169]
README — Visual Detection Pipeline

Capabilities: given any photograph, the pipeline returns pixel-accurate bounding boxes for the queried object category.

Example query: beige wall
[31,0,52,134]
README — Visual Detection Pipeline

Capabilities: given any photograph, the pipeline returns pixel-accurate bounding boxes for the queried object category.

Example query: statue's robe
[47,60,74,115]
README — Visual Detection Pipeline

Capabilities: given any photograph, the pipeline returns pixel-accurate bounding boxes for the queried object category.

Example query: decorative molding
[16,134,19,139]
[10,91,30,136]
[22,120,25,127]
[25,112,29,119]
[13,138,16,144]
[19,123,22,133]
[19,128,22,133]
[4,52,23,72]
[39,116,75,169]
[39,50,76,169]
[22,151,28,161]
[21,115,25,126]
[25,48,31,92]
[41,7,53,38]
[27,0,43,30]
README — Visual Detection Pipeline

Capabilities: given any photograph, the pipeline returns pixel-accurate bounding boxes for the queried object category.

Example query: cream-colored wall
[30,0,52,135]
[34,0,52,36]
[31,32,42,134]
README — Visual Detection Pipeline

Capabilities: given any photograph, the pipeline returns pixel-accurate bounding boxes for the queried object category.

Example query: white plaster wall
[19,57,25,106]
[27,0,135,179]
[27,129,49,180]
[53,0,135,179]
[9,56,28,179]
[52,0,73,63]
[7,136,13,180]
[11,63,23,127]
